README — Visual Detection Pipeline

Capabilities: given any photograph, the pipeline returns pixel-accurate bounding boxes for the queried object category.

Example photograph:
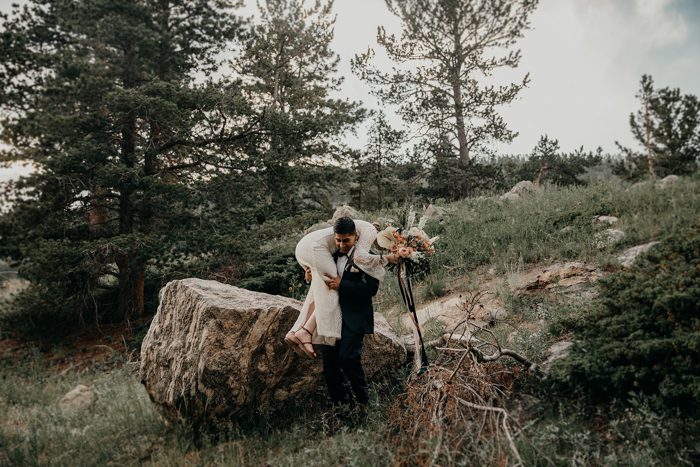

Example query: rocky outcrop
[499,181,542,201]
[594,228,625,249]
[656,175,680,189]
[422,204,447,223]
[139,278,406,425]
[616,241,661,268]
[542,340,573,372]
[593,215,618,225]
[59,384,96,413]
[516,261,603,295]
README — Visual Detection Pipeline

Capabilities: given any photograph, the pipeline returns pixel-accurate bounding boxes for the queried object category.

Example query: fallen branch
[454,396,524,466]
[405,332,538,372]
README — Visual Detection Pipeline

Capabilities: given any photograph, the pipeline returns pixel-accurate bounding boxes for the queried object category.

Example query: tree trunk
[116,106,145,321]
[644,100,656,179]
[88,185,108,229]
[451,21,470,171]
[453,82,470,169]
[116,254,145,322]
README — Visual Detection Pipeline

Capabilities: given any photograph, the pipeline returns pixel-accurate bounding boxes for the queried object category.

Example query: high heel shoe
[294,326,317,358]
[284,331,304,354]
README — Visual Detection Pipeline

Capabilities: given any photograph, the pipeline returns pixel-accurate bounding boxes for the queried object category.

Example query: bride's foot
[294,326,317,358]
[284,331,303,354]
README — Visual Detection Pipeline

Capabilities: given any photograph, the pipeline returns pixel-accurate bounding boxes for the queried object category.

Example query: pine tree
[232,0,365,219]
[0,0,259,327]
[617,74,700,179]
[352,111,406,210]
[352,0,538,183]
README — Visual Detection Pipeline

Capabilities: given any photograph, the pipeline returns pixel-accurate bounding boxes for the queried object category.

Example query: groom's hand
[324,275,340,290]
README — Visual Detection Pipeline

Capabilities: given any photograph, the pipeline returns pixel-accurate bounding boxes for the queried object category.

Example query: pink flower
[398,246,414,258]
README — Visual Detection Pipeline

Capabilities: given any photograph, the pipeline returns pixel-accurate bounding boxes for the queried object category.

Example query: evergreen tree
[617,75,700,179]
[232,0,365,219]
[352,0,538,186]
[352,111,406,210]
[0,0,259,328]
[499,136,603,187]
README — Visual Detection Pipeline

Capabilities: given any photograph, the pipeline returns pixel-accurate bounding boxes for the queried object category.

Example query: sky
[1,0,699,183]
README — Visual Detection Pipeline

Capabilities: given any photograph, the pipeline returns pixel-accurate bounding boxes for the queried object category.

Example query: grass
[432,174,700,275]
[0,352,166,466]
[0,351,406,466]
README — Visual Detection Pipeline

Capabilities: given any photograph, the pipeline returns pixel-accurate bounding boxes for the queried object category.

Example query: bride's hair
[333,217,356,235]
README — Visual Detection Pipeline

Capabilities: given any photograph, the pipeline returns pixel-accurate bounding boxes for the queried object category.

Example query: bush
[550,221,700,411]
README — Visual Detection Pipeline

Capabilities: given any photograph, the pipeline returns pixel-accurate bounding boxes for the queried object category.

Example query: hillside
[1,174,699,466]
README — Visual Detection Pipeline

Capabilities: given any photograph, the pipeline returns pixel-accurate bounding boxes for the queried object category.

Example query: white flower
[406,210,416,229]
[417,215,428,230]
[376,226,398,249]
[410,250,425,261]
[406,227,421,237]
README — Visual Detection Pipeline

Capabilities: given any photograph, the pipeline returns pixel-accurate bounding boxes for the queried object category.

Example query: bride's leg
[294,302,317,358]
[285,285,316,345]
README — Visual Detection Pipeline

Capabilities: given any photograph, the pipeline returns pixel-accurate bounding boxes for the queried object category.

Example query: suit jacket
[335,251,380,335]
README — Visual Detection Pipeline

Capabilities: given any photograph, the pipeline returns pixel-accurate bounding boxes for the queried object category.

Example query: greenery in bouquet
[376,209,439,276]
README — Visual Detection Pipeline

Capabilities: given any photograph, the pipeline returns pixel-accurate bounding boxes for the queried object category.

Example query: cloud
[491,0,697,155]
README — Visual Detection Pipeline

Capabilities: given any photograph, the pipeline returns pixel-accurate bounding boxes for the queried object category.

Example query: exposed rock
[422,204,447,223]
[656,175,680,189]
[303,221,332,235]
[59,384,96,413]
[139,278,406,425]
[400,292,496,334]
[516,262,603,295]
[330,205,359,221]
[487,308,509,323]
[542,340,573,371]
[593,215,619,225]
[499,180,543,201]
[559,226,574,234]
[594,228,625,249]
[616,241,661,268]
[628,180,650,191]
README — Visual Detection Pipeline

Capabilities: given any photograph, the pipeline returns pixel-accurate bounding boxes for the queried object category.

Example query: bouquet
[376,207,440,372]
[375,209,439,275]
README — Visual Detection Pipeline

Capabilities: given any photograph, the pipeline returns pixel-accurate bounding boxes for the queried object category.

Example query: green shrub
[550,222,700,411]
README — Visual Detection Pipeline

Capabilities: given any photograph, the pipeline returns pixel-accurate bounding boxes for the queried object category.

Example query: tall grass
[0,350,406,466]
[433,174,700,275]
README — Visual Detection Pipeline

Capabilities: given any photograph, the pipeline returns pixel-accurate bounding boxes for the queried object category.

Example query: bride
[284,216,397,357]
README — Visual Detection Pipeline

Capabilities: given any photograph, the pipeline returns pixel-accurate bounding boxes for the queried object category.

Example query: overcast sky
[1,0,699,183]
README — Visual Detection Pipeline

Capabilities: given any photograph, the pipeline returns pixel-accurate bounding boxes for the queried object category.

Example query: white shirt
[336,246,355,278]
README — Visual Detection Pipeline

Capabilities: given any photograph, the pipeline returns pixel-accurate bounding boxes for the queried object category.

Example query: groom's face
[334,232,358,254]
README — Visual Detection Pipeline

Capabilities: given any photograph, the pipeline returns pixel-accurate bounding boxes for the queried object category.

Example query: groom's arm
[337,272,379,300]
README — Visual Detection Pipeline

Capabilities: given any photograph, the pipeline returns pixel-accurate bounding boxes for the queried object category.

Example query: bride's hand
[324,275,340,290]
[386,253,399,264]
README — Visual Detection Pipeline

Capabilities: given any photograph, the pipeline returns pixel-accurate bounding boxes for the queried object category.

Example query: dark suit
[319,249,380,406]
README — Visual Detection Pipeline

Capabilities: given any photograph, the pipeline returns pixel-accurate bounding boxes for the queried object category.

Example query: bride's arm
[353,248,397,268]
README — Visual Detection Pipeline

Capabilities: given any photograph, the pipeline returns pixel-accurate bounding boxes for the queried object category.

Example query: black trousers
[318,329,368,406]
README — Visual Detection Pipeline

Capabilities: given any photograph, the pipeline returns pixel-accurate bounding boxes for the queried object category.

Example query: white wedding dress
[290,219,387,346]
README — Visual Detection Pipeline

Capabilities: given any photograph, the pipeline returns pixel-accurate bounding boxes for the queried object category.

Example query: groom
[322,216,380,412]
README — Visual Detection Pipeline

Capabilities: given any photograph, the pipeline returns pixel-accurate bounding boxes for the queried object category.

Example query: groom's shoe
[323,404,347,434]
[347,403,369,428]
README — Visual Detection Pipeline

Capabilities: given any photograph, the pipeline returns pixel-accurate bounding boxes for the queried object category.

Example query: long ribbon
[397,260,428,373]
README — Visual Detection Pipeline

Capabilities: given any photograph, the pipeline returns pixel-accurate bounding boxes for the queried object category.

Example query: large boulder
[139,278,406,425]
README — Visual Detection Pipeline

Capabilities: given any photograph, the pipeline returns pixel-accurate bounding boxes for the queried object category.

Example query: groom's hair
[334,216,356,235]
